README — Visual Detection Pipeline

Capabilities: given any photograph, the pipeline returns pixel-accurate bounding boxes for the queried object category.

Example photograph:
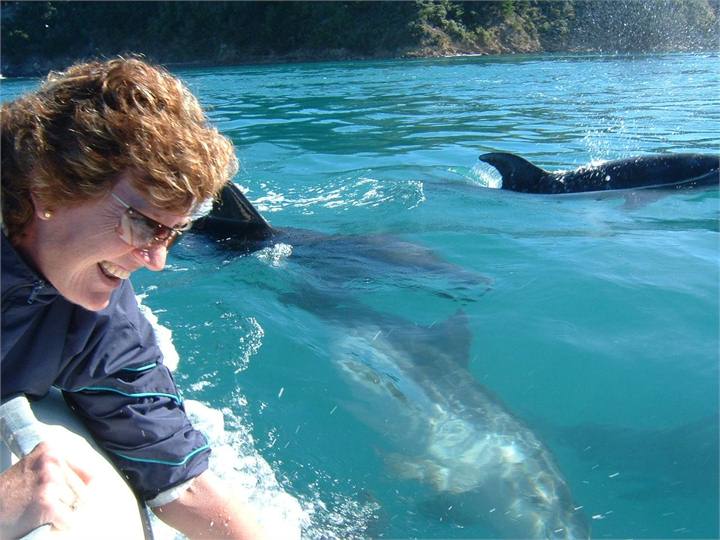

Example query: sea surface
[2,53,718,539]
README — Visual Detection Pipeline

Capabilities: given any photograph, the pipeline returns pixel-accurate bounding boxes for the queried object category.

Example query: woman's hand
[0,441,92,539]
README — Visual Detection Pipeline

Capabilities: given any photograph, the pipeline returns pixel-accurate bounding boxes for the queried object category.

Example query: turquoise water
[2,53,718,539]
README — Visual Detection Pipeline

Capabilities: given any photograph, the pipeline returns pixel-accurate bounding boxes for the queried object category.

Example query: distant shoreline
[4,46,718,80]
[3,1,717,79]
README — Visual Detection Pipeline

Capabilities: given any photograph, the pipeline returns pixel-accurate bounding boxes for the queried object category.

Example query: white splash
[254,191,287,213]
[137,294,179,371]
[470,161,503,189]
[137,296,307,539]
[246,177,426,213]
[254,243,293,267]
[184,401,307,540]
[233,317,265,374]
[188,380,213,392]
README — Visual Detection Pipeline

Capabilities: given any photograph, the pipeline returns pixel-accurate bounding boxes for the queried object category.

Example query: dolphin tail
[479,152,547,192]
[193,182,275,241]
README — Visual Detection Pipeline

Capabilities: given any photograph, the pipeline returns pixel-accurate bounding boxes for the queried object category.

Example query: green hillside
[2,1,718,76]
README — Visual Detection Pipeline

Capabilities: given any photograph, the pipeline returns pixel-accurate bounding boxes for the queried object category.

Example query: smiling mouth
[99,261,130,280]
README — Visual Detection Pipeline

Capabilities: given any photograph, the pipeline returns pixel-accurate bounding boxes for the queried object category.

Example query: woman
[1,58,264,539]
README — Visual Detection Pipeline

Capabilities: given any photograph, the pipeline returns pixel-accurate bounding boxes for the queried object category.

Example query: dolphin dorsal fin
[195,182,275,241]
[213,182,270,226]
[479,152,547,192]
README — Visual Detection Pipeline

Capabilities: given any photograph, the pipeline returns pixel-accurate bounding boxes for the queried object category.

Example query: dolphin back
[598,153,719,190]
[479,152,549,193]
[193,182,275,242]
[480,152,719,194]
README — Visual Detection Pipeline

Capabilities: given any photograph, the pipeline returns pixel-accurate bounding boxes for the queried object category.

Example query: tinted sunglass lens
[117,205,184,249]
[117,212,142,247]
[119,212,161,248]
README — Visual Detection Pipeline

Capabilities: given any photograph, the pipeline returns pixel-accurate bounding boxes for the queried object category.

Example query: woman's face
[24,172,191,311]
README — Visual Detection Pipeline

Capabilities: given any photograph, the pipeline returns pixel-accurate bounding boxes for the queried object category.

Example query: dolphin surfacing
[479,152,719,194]
[192,183,491,295]
[193,181,276,244]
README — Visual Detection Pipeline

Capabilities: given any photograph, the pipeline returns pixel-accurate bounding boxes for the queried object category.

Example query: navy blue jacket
[1,233,210,500]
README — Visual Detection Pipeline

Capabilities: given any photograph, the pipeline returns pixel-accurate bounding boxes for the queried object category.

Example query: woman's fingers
[62,458,90,508]
[3,441,94,533]
[34,480,78,531]
[64,450,95,486]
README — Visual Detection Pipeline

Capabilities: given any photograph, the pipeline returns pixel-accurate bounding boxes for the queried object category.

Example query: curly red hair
[1,57,238,239]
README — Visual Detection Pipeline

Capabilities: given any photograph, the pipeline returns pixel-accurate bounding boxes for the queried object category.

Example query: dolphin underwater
[192,182,490,296]
[277,287,590,539]
[479,152,719,194]
[195,185,588,537]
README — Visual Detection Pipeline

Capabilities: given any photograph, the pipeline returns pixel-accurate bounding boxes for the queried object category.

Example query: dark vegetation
[2,1,718,76]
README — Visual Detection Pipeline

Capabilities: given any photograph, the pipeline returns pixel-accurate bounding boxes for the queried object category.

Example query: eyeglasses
[111,192,191,249]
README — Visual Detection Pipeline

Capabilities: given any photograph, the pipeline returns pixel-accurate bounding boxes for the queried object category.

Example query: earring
[42,210,52,219]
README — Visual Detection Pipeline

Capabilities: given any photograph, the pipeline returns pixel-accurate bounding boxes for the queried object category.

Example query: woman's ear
[29,191,53,220]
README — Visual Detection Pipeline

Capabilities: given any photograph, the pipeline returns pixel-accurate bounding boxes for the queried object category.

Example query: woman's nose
[135,244,167,271]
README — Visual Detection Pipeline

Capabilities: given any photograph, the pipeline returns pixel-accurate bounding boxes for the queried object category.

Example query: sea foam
[137,295,307,539]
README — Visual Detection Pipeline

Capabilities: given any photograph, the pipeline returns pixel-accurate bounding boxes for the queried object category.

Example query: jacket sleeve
[56,281,210,501]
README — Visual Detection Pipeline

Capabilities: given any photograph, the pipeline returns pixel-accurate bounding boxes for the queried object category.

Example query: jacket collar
[1,232,59,305]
